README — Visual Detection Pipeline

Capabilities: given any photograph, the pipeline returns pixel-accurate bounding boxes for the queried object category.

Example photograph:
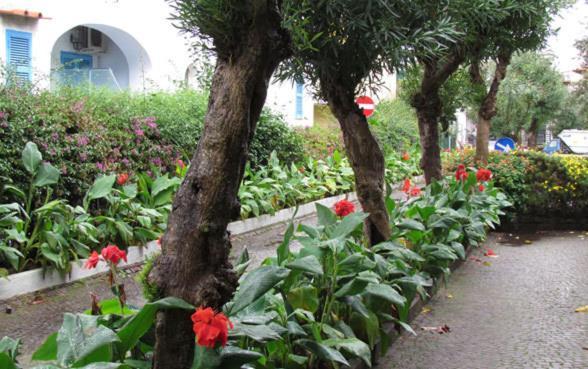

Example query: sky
[545,0,588,81]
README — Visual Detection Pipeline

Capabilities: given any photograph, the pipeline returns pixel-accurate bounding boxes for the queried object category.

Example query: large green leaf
[296,339,349,366]
[33,163,60,187]
[323,338,371,367]
[286,255,323,276]
[396,219,425,231]
[86,175,116,202]
[22,142,42,174]
[230,323,282,342]
[316,203,337,227]
[364,284,406,305]
[286,286,319,313]
[117,297,194,355]
[56,314,120,367]
[0,352,18,369]
[277,218,295,265]
[219,347,263,369]
[330,212,369,239]
[32,332,58,361]
[229,266,290,315]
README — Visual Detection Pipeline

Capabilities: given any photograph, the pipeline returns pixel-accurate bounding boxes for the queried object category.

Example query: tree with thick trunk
[321,78,390,244]
[150,2,290,368]
[412,56,464,184]
[527,117,539,148]
[472,53,511,164]
[280,1,461,243]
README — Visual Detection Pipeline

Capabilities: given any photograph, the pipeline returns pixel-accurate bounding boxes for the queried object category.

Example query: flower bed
[0,143,420,276]
[1,168,510,369]
[443,149,588,223]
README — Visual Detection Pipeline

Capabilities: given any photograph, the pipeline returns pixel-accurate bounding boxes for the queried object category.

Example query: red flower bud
[84,251,100,269]
[334,199,355,217]
[191,307,233,348]
[116,173,129,186]
[100,245,127,265]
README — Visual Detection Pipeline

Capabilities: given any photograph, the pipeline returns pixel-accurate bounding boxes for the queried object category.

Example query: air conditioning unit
[70,26,105,54]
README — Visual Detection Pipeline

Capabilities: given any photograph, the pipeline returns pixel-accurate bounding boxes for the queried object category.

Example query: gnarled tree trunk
[412,90,443,184]
[473,54,511,164]
[322,80,391,245]
[150,7,290,369]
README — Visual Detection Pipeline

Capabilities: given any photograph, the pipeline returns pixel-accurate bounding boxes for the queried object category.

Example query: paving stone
[378,231,588,369]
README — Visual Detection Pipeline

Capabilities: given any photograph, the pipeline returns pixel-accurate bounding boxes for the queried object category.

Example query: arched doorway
[50,24,151,90]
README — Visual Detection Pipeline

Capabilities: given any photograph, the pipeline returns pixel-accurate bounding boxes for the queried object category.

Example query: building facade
[0,0,324,126]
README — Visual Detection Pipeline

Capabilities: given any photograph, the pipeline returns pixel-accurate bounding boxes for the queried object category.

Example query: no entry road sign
[355,95,375,118]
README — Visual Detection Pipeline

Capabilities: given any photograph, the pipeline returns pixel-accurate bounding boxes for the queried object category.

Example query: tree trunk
[473,54,511,164]
[412,56,464,184]
[413,91,443,184]
[150,8,290,369]
[322,80,391,245]
[528,117,539,148]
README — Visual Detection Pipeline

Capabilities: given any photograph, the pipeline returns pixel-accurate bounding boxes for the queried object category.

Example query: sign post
[355,95,375,118]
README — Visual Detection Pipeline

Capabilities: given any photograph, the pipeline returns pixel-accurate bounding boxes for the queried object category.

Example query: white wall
[1,0,192,90]
[266,79,314,127]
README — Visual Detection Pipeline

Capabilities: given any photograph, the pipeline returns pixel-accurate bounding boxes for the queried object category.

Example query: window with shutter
[6,29,32,84]
[295,81,304,119]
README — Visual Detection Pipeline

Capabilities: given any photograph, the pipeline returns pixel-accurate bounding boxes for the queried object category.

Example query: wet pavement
[379,231,588,369]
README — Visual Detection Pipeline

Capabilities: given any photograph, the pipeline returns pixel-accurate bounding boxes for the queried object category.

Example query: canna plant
[2,171,510,369]
[0,143,98,272]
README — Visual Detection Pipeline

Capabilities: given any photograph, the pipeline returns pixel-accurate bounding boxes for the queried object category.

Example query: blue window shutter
[6,29,32,83]
[295,82,304,119]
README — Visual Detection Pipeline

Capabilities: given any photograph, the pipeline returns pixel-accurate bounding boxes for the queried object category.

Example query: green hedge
[443,149,588,219]
[0,85,305,203]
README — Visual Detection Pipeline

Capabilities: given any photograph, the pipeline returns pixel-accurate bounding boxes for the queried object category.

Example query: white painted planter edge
[0,191,358,300]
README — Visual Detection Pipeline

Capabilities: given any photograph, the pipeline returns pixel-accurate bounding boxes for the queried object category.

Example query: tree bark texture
[473,54,511,164]
[321,79,391,245]
[150,5,290,369]
[528,117,539,148]
[412,56,464,184]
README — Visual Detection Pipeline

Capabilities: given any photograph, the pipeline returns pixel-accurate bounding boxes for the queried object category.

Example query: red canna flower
[116,173,129,186]
[478,184,485,192]
[177,159,186,169]
[476,168,492,182]
[401,178,411,193]
[409,186,422,197]
[84,251,100,269]
[401,152,410,161]
[455,164,468,181]
[101,245,127,265]
[156,237,162,247]
[334,199,355,217]
[192,307,233,348]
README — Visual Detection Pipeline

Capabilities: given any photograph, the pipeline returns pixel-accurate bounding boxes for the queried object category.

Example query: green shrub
[296,104,345,159]
[249,110,305,166]
[443,149,588,218]
[0,84,304,203]
[370,99,420,154]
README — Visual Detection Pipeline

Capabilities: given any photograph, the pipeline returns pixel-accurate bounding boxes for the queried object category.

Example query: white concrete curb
[0,192,357,300]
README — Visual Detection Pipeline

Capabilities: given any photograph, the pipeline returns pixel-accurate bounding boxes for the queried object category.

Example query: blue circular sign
[494,137,516,152]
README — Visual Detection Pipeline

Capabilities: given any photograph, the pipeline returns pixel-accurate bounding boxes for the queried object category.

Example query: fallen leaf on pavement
[483,261,492,266]
[484,249,498,257]
[574,305,588,313]
[446,293,454,299]
[31,295,44,305]
[421,325,451,334]
[524,240,533,245]
[421,306,432,314]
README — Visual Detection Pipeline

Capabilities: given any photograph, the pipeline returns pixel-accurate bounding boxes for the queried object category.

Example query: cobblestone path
[378,231,588,369]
